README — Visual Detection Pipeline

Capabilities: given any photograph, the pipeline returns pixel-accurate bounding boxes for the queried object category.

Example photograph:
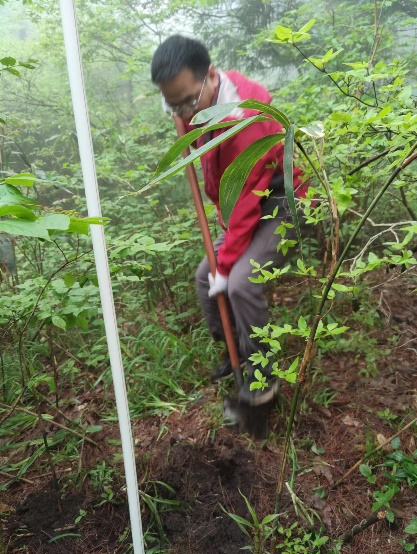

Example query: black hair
[151,35,211,84]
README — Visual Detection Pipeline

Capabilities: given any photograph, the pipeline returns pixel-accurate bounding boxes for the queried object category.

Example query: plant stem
[274,142,417,523]
[338,511,386,543]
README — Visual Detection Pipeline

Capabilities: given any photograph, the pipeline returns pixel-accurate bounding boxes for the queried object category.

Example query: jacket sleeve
[216,120,284,276]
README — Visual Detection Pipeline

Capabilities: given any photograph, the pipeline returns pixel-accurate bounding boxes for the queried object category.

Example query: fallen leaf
[0,502,14,513]
[342,414,361,427]
[312,458,334,485]
[310,494,333,529]
[376,433,387,446]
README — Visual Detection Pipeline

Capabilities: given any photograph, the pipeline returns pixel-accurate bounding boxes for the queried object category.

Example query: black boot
[210,358,233,382]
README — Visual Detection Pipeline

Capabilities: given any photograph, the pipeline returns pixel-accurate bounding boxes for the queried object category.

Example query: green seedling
[222,490,279,554]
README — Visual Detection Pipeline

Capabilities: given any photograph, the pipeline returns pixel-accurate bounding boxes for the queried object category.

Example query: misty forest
[1,0,417,552]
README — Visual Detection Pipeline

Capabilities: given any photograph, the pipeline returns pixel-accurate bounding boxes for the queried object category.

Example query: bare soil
[2,269,417,553]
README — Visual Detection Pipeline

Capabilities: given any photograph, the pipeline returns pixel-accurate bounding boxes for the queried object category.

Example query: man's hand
[208,271,229,298]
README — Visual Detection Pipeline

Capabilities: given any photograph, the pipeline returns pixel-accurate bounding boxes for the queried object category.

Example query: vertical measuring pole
[59,2,144,552]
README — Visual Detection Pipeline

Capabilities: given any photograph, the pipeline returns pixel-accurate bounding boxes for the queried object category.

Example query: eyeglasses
[163,74,207,116]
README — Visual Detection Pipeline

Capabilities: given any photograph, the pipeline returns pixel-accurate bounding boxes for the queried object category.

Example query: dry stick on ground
[0,402,100,449]
[336,415,417,486]
[338,511,387,543]
[272,144,417,537]
[0,470,34,485]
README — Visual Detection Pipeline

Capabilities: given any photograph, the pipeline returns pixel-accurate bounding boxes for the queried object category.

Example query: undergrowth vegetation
[1,0,417,552]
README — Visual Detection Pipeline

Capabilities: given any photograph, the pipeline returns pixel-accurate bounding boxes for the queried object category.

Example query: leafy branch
[274,141,417,521]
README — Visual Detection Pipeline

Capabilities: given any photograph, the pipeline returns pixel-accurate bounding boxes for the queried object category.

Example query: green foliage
[275,522,331,553]
[359,439,417,524]
[222,490,279,554]
[1,1,417,552]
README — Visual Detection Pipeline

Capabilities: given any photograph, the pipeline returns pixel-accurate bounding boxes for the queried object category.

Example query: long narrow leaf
[283,124,302,244]
[219,134,284,227]
[193,99,290,129]
[241,491,259,526]
[239,100,290,128]
[192,101,241,125]
[141,115,268,193]
[155,119,240,174]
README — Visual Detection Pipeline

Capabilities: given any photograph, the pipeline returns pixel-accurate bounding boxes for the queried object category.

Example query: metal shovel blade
[223,396,272,440]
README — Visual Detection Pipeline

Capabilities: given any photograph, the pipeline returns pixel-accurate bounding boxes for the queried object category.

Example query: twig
[336,416,417,485]
[0,402,101,449]
[348,220,413,270]
[400,185,417,220]
[0,470,34,485]
[17,252,88,380]
[338,511,386,543]
[347,147,392,175]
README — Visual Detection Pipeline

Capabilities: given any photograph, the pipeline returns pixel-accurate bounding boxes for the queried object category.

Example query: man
[151,35,307,405]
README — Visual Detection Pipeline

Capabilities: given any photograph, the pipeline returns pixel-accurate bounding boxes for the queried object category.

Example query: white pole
[59,2,145,553]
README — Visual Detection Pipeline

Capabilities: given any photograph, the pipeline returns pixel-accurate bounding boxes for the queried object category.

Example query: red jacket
[186,70,305,276]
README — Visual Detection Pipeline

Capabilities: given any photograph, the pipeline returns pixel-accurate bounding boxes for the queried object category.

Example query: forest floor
[2,267,417,554]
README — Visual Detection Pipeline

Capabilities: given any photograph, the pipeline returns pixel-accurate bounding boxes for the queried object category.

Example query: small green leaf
[386,511,395,523]
[261,513,279,526]
[68,216,109,234]
[391,436,401,450]
[405,519,417,534]
[311,443,325,455]
[18,62,36,69]
[5,67,20,76]
[298,19,315,34]
[52,316,66,330]
[64,273,76,288]
[272,24,293,43]
[0,57,16,66]
[86,425,103,434]
[298,316,307,330]
[359,464,372,478]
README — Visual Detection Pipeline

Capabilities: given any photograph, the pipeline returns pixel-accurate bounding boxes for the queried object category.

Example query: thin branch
[336,415,417,485]
[0,402,101,449]
[17,252,88,377]
[400,185,417,220]
[338,511,387,543]
[347,147,393,175]
[293,44,377,108]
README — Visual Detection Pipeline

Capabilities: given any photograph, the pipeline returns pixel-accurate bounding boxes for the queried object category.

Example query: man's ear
[208,63,217,81]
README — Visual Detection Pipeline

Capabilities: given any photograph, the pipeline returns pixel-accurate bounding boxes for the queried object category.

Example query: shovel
[173,116,271,439]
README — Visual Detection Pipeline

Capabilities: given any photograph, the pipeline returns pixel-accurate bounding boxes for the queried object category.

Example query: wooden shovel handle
[173,116,242,387]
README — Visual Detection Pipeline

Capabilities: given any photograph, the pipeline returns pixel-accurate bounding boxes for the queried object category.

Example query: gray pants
[196,197,303,378]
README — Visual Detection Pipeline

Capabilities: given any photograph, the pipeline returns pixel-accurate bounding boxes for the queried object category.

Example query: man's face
[159,64,217,121]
